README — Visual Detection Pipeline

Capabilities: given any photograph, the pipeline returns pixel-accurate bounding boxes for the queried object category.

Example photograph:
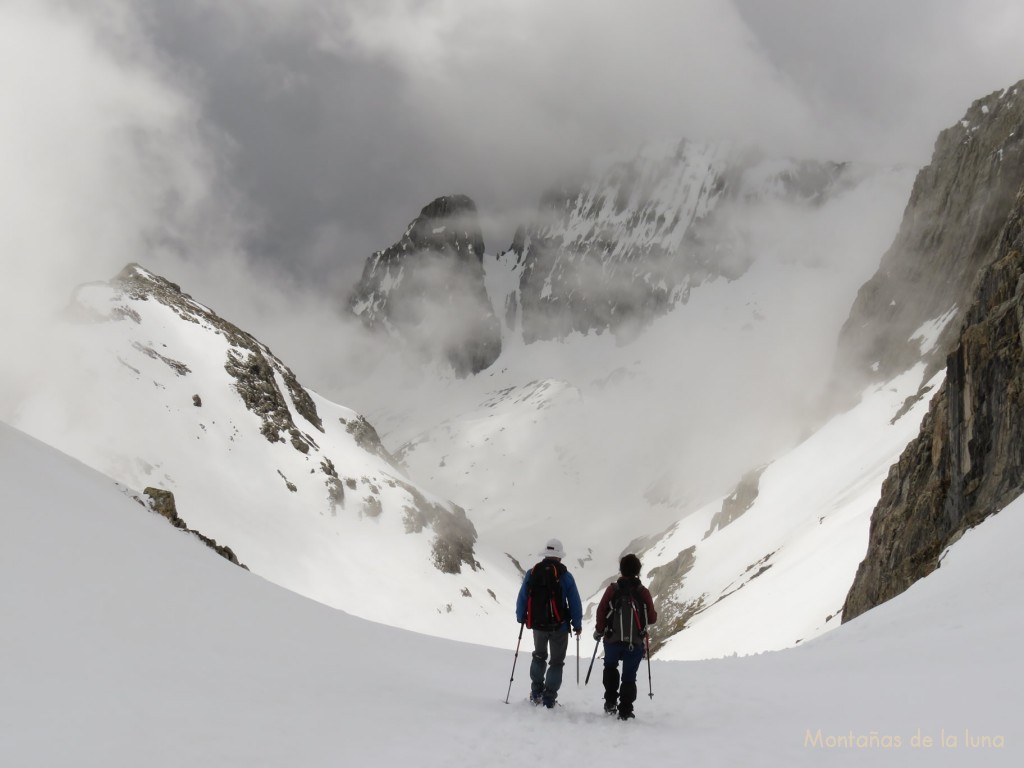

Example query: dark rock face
[843,187,1024,622]
[224,349,321,453]
[704,465,767,539]
[342,415,402,470]
[507,141,852,343]
[645,545,699,654]
[393,478,479,574]
[142,487,248,569]
[832,81,1024,405]
[349,195,502,376]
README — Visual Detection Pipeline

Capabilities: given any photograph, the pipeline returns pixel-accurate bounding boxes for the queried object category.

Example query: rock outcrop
[704,465,767,539]
[831,81,1024,406]
[349,195,502,376]
[843,180,1024,622]
[142,487,248,568]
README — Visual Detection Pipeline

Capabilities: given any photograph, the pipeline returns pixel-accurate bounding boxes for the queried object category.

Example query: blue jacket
[516,558,583,632]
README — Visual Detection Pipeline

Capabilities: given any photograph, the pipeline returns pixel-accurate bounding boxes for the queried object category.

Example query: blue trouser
[530,628,569,704]
[603,641,644,714]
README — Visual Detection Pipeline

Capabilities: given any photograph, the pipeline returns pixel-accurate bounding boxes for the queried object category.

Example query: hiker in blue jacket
[516,538,583,708]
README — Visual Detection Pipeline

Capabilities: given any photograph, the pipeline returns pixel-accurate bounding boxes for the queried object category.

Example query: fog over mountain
[3,0,1021,339]
[6,6,1024,748]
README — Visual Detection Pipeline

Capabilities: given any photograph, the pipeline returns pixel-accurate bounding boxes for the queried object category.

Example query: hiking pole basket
[584,637,601,685]
[504,622,525,704]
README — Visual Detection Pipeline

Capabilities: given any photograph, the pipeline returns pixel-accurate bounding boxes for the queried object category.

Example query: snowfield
[2,422,1019,767]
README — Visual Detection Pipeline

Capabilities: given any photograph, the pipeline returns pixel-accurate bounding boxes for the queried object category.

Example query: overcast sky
[2,0,1023,332]
[139,0,1024,289]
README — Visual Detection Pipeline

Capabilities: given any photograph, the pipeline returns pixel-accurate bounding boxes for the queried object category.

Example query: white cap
[539,538,566,559]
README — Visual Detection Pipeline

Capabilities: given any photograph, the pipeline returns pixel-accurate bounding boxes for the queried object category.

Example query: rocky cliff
[843,85,1024,622]
[832,81,1024,405]
[349,195,501,375]
[502,140,854,342]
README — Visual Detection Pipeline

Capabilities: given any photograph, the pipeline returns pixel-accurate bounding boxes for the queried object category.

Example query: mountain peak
[501,138,865,343]
[349,194,501,376]
[14,263,508,640]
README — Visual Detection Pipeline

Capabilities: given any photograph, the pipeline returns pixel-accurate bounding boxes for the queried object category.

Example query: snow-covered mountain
[3,420,1020,766]
[499,140,863,343]
[338,80,1024,660]
[10,77,1024,668]
[615,80,1024,658]
[345,150,917,643]
[10,264,518,644]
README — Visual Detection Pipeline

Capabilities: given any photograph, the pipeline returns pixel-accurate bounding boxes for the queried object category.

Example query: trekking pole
[584,637,601,685]
[576,633,580,686]
[504,623,525,704]
[645,633,653,699]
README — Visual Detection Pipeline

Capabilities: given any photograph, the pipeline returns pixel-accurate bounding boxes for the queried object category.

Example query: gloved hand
[593,630,603,641]
[573,626,582,637]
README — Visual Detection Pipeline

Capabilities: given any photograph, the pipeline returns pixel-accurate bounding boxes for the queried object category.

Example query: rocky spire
[349,194,501,376]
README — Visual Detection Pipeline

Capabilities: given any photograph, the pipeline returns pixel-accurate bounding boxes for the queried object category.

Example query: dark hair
[620,553,641,578]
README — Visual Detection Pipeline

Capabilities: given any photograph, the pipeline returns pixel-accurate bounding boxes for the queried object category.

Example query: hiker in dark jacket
[515,538,583,708]
[594,553,658,720]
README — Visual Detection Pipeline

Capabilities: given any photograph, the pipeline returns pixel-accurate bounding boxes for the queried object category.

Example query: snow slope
[349,168,930,656]
[10,266,519,645]
[2,143,921,660]
[1,422,1019,767]
[646,363,946,659]
[7,233,945,662]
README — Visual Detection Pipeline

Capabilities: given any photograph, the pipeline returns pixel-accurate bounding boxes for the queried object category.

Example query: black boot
[602,666,619,714]
[618,680,637,720]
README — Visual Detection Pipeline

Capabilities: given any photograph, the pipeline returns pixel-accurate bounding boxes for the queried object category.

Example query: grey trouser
[530,628,569,702]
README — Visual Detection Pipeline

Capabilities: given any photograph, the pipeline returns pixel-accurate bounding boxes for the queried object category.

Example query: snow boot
[542,688,558,709]
[618,680,637,720]
[602,666,619,713]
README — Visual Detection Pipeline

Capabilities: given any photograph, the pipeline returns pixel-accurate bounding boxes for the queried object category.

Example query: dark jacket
[515,558,584,632]
[595,576,658,638]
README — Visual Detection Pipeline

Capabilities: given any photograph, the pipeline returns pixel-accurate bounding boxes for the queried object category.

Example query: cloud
[139,0,823,290]
[1,2,245,284]
[131,0,1024,300]
[4,0,1022,409]
[0,1,230,398]
[734,0,1024,164]
[0,1,318,418]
